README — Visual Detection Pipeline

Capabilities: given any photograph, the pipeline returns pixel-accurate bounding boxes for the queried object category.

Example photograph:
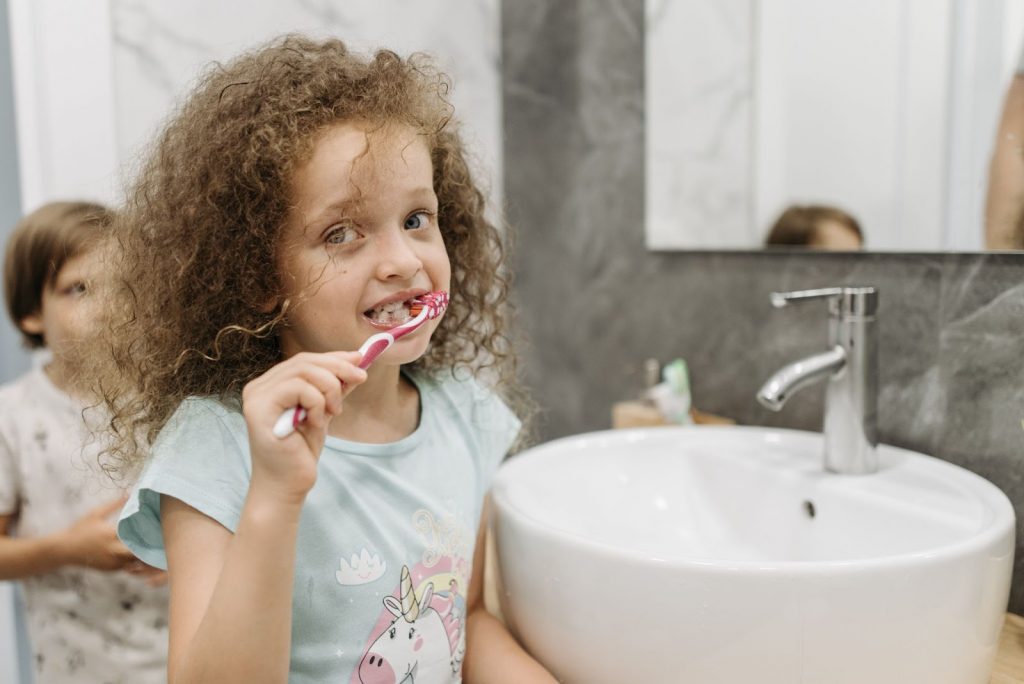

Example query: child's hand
[242,351,367,505]
[60,497,140,571]
[124,560,169,586]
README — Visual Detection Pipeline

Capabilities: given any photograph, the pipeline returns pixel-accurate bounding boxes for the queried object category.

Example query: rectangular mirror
[645,0,1024,251]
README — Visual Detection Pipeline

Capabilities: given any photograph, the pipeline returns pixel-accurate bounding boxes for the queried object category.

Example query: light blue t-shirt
[118,370,520,684]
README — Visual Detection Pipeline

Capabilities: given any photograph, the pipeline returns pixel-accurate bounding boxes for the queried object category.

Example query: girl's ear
[19,313,44,336]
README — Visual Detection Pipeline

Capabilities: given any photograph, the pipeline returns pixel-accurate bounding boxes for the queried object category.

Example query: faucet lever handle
[769,286,878,317]
[769,288,845,308]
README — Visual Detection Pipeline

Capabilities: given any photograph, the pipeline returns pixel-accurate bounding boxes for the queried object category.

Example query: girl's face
[276,122,451,364]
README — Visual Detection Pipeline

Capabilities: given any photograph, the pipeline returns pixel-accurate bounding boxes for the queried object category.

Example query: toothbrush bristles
[409,291,449,320]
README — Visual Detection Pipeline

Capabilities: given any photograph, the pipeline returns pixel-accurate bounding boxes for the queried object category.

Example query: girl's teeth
[369,301,411,325]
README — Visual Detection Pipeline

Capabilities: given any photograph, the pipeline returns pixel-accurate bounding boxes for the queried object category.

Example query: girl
[98,35,555,683]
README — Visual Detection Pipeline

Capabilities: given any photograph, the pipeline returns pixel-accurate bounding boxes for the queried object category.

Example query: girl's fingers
[278,378,328,428]
[302,351,368,393]
[288,365,346,414]
[250,352,367,402]
[258,351,363,383]
[243,351,370,440]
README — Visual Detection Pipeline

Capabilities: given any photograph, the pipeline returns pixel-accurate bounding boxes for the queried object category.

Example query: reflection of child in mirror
[764,204,864,251]
[0,201,169,683]
[985,42,1024,250]
[93,35,556,683]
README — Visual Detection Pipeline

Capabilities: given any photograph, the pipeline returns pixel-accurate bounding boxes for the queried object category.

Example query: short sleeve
[118,398,252,569]
[465,381,522,491]
[0,430,19,515]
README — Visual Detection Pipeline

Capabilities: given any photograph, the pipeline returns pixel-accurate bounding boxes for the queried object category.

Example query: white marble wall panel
[110,0,502,204]
[645,0,753,250]
[8,0,119,211]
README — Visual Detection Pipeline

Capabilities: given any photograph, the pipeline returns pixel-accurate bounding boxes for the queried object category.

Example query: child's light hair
[4,201,113,349]
[92,34,529,471]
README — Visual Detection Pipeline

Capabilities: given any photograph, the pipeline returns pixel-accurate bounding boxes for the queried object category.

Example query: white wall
[8,0,120,212]
[10,0,502,215]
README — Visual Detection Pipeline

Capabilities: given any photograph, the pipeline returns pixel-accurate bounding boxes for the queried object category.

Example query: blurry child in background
[765,204,864,250]
[0,201,169,683]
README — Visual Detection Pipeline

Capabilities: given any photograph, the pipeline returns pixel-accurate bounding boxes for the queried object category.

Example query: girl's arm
[161,489,302,684]
[463,496,560,684]
[0,498,139,579]
[160,351,366,684]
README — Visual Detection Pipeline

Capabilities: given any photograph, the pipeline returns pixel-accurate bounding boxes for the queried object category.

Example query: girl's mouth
[363,299,414,327]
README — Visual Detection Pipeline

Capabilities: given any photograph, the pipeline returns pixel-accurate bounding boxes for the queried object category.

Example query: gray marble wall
[502,0,1024,613]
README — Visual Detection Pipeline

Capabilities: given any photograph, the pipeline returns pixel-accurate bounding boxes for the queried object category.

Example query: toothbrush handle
[272,333,395,439]
[356,333,395,369]
[272,407,306,438]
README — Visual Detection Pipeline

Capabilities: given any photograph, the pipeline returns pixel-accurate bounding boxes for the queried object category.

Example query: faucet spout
[757,346,846,411]
[756,286,878,474]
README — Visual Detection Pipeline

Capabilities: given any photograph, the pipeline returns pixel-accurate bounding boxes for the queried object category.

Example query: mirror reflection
[645,0,1024,251]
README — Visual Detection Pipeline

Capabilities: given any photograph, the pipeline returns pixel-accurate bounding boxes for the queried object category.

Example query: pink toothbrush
[272,291,449,438]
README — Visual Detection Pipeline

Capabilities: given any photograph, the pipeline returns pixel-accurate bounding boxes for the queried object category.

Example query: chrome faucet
[756,287,879,475]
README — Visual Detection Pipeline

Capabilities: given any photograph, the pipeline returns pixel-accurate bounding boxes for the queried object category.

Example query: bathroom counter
[993,613,1024,682]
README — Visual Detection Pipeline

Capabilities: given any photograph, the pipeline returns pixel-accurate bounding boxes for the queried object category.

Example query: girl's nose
[375,232,423,281]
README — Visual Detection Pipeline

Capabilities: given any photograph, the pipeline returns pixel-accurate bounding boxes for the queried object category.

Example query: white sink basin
[490,426,1015,684]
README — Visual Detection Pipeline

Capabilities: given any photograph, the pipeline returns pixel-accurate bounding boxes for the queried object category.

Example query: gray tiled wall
[502,0,1024,613]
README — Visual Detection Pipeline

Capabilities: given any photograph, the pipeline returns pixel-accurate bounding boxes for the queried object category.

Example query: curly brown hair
[91,34,529,472]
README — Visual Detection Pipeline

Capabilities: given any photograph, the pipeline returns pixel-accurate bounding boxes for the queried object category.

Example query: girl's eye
[404,211,432,231]
[66,282,87,296]
[325,224,360,245]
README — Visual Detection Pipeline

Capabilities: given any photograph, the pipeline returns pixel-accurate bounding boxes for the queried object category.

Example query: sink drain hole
[803,500,816,519]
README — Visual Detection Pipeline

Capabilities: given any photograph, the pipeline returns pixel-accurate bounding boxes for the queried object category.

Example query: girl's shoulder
[166,394,242,424]
[121,395,252,570]
[153,394,247,454]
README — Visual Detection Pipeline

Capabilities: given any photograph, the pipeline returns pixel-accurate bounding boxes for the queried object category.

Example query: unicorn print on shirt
[356,565,464,684]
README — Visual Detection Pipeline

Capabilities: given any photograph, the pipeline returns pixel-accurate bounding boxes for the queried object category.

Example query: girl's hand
[59,496,139,571]
[241,351,367,505]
